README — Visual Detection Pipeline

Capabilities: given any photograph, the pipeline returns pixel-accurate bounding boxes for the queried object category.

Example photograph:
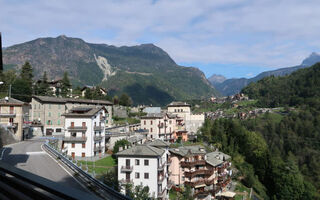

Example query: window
[82,153,85,157]
[57,120,60,125]
[71,122,74,127]
[150,121,153,125]
[82,143,85,148]
[58,104,61,109]
[135,172,140,179]
[48,112,51,117]
[135,159,140,165]
[71,132,76,137]
[72,143,75,148]
[82,122,86,127]
[56,128,61,132]
[58,113,61,117]
[144,160,149,166]
[144,173,149,179]
[38,104,40,109]
[10,106,14,114]
[38,113,40,117]
[144,120,146,125]
[174,109,176,112]
[150,128,153,133]
[49,104,51,109]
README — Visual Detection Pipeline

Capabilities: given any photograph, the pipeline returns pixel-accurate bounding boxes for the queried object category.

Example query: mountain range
[3,35,218,105]
[209,52,320,96]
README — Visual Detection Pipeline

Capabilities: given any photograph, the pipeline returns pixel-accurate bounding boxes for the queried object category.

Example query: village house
[169,146,232,199]
[31,96,112,135]
[116,144,169,199]
[62,106,106,158]
[81,85,107,97]
[0,97,30,141]
[140,113,177,142]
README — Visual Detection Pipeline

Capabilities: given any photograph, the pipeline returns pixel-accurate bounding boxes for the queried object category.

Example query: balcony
[185,179,206,187]
[94,146,103,151]
[7,123,18,129]
[193,190,210,198]
[0,112,16,118]
[181,160,206,168]
[157,163,165,171]
[158,175,165,183]
[67,126,87,132]
[63,136,87,142]
[94,126,104,131]
[94,135,103,141]
[121,166,133,172]
[120,179,133,184]
[184,169,213,178]
[157,188,166,198]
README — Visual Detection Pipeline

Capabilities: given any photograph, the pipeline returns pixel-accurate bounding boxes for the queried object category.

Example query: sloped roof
[116,145,164,157]
[0,97,26,106]
[146,139,170,148]
[169,145,206,157]
[62,106,104,117]
[33,95,112,105]
[140,113,164,119]
[167,101,190,107]
[206,151,231,167]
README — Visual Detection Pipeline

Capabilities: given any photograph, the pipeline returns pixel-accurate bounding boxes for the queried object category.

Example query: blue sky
[1,0,319,78]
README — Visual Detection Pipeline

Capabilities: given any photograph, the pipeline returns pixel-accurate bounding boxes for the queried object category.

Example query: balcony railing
[184,169,213,178]
[94,135,103,141]
[185,179,206,187]
[181,160,206,167]
[94,146,103,151]
[120,179,133,184]
[94,126,104,131]
[193,190,210,198]
[0,112,16,118]
[63,136,87,142]
[121,166,133,172]
[67,126,87,131]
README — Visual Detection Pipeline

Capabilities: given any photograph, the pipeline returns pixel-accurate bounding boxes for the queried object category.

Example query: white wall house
[116,144,169,199]
[62,106,106,158]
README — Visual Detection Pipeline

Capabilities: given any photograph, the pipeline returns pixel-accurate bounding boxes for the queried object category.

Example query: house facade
[140,113,177,141]
[169,146,232,199]
[0,97,30,141]
[62,106,106,158]
[31,96,112,135]
[117,144,169,199]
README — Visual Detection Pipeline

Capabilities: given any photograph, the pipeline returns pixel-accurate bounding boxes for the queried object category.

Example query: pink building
[169,146,232,199]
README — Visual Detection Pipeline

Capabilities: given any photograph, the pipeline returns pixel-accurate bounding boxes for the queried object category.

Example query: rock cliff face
[3,35,219,105]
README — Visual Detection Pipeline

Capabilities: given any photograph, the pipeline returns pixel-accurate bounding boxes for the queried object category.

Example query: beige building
[169,146,232,199]
[140,113,177,142]
[31,96,113,135]
[0,97,30,141]
[167,102,205,134]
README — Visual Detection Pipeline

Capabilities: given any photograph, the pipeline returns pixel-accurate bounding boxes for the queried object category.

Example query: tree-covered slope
[3,35,218,105]
[242,62,320,108]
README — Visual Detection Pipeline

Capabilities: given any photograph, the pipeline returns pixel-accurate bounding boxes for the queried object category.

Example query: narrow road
[0,138,85,191]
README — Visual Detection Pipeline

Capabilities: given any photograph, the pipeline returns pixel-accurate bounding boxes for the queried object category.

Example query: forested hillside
[200,63,320,199]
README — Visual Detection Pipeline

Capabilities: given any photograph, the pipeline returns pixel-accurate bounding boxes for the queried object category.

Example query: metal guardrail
[44,141,131,200]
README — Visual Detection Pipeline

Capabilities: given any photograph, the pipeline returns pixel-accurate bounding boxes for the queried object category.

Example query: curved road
[0,138,85,191]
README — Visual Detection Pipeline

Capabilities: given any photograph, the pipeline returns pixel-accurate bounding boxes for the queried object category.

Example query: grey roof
[127,135,144,143]
[146,139,170,148]
[141,113,164,119]
[143,107,161,114]
[169,145,206,157]
[116,145,164,157]
[0,97,26,105]
[63,106,104,117]
[206,151,231,167]
[167,101,190,107]
[33,95,112,105]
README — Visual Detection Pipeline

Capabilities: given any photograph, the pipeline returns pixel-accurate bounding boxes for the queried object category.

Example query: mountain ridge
[3,35,218,105]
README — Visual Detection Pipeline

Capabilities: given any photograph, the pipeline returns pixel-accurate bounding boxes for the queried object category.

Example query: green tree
[119,93,132,106]
[182,185,193,200]
[112,139,131,159]
[20,61,33,85]
[12,78,32,102]
[133,184,150,200]
[60,72,71,97]
[100,169,120,192]
[35,72,53,96]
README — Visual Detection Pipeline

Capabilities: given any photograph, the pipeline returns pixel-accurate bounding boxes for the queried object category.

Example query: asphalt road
[0,138,85,191]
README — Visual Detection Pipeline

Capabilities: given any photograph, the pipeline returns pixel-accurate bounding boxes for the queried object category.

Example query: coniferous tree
[60,72,71,97]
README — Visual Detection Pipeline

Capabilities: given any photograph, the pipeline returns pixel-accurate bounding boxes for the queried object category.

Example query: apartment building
[0,97,30,141]
[62,106,106,158]
[167,102,205,134]
[116,144,169,199]
[140,113,177,142]
[31,96,112,135]
[169,146,232,199]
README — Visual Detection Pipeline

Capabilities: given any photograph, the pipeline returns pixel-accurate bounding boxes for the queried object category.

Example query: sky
[1,0,320,79]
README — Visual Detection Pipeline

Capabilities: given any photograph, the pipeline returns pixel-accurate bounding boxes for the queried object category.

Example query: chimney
[0,32,3,71]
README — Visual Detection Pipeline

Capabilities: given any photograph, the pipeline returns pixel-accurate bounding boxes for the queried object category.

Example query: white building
[62,106,106,158]
[167,102,205,134]
[116,143,169,199]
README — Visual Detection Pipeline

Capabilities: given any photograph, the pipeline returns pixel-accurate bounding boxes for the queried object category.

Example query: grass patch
[78,156,116,167]
[169,189,178,200]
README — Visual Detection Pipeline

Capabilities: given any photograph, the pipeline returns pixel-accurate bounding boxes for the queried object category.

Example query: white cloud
[0,0,319,68]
